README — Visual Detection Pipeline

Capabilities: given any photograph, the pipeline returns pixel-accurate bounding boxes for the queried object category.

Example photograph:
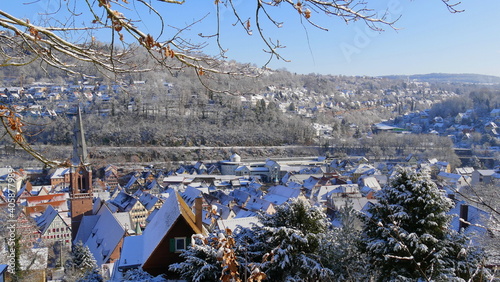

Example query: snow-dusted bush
[121,268,167,281]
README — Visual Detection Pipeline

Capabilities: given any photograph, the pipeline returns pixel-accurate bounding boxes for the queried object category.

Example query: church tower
[69,107,93,241]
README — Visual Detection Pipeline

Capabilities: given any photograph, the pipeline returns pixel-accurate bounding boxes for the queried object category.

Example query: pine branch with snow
[169,234,224,282]
[121,268,167,281]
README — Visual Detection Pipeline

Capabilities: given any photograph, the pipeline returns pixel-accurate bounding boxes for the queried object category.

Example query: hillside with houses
[0,69,499,170]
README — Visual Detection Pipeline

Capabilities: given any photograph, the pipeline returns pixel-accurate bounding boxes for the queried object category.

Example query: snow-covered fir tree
[64,241,101,282]
[238,198,335,281]
[361,167,489,281]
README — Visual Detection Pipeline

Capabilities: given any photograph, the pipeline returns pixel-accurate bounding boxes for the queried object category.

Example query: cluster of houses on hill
[374,107,500,148]
[1,148,499,280]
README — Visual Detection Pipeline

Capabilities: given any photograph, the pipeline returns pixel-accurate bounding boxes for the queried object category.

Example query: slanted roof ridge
[176,190,203,235]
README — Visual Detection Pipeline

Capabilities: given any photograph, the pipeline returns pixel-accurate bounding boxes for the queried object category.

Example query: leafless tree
[1,0,462,77]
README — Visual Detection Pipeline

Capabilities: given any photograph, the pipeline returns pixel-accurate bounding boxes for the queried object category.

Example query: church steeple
[69,106,93,241]
[71,106,88,166]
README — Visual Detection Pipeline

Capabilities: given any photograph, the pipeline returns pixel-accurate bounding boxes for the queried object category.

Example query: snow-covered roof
[114,212,134,231]
[437,171,462,181]
[35,205,66,234]
[123,174,139,189]
[108,191,138,212]
[329,196,373,213]
[117,235,144,270]
[51,168,69,179]
[352,164,376,175]
[313,185,340,203]
[449,201,491,242]
[249,167,269,172]
[182,185,205,207]
[218,216,260,231]
[301,175,327,190]
[76,205,126,266]
[229,189,251,205]
[138,192,161,211]
[245,196,274,213]
[73,215,100,245]
[326,184,361,197]
[233,208,257,218]
[455,167,474,175]
[141,188,203,266]
[263,185,301,205]
[361,176,381,190]
[162,175,190,184]
[474,170,497,176]
[235,165,250,172]
[285,181,303,189]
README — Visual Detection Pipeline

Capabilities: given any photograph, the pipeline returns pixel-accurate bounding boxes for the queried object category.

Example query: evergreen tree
[169,236,222,282]
[321,199,368,281]
[361,167,488,281]
[239,198,335,281]
[64,241,98,281]
[76,269,103,282]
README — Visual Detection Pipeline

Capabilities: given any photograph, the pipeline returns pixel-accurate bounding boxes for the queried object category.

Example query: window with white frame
[175,237,186,252]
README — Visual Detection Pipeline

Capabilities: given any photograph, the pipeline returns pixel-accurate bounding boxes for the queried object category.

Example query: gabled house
[245,196,275,214]
[122,172,144,192]
[115,188,205,277]
[137,191,163,213]
[302,175,337,193]
[471,169,500,185]
[436,171,468,190]
[455,167,474,177]
[107,191,148,228]
[0,167,26,194]
[359,175,382,198]
[350,164,377,183]
[100,164,120,191]
[73,204,126,268]
[263,185,303,206]
[50,168,70,190]
[310,185,343,205]
[34,205,72,245]
[326,184,374,222]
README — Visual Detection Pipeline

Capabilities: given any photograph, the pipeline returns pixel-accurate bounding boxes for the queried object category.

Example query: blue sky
[3,0,500,77]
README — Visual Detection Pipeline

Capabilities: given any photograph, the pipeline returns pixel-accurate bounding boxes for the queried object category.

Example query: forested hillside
[1,46,499,166]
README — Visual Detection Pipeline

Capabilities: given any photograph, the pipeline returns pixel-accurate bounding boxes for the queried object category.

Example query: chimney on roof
[195,196,203,232]
[459,204,469,231]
